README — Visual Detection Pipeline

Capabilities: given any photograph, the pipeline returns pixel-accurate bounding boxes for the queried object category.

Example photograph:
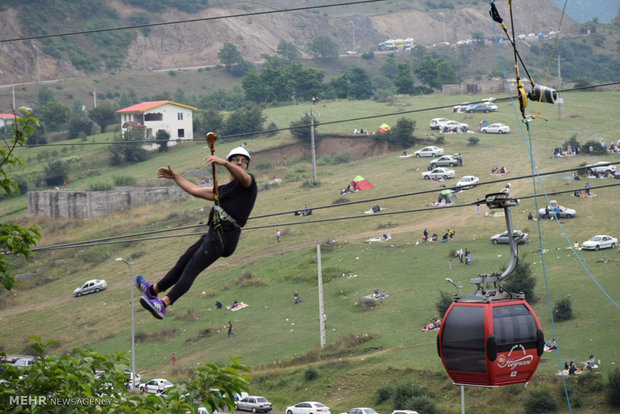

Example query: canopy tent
[438,189,458,204]
[377,123,391,134]
[351,175,374,191]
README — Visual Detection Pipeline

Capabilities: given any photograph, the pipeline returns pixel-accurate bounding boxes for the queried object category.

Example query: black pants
[156,226,240,305]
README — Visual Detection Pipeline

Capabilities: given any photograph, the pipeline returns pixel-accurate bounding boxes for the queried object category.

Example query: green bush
[406,395,438,414]
[391,381,425,410]
[435,135,445,145]
[87,182,114,191]
[582,140,607,155]
[524,386,557,413]
[607,367,620,407]
[304,365,318,380]
[113,175,137,186]
[468,136,480,145]
[375,385,392,404]
[435,290,453,318]
[553,297,574,321]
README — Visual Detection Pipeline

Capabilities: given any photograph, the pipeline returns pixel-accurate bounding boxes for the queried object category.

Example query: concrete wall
[28,187,189,219]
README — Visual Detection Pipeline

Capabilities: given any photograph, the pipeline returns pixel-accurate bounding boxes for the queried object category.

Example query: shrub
[406,395,438,414]
[524,386,557,413]
[375,385,392,404]
[435,135,445,145]
[87,182,114,191]
[357,298,379,310]
[304,365,318,380]
[113,175,137,186]
[468,136,480,145]
[607,367,620,407]
[391,381,425,410]
[582,140,607,155]
[333,152,352,164]
[435,290,453,318]
[553,297,574,321]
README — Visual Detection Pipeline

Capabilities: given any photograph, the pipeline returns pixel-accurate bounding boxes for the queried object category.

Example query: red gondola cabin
[437,298,544,386]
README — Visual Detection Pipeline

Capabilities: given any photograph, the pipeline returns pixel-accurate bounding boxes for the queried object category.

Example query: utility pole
[350,21,356,52]
[317,243,326,348]
[93,90,97,108]
[32,44,40,82]
[309,110,318,185]
[557,53,562,120]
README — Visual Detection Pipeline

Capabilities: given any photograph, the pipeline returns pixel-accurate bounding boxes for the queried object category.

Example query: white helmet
[226,147,251,162]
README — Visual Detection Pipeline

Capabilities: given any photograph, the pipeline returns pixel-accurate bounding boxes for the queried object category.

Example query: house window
[145,112,163,121]
[177,112,184,120]
[178,129,185,138]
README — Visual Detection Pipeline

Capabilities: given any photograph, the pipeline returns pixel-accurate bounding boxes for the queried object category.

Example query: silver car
[73,279,107,297]
[429,155,462,168]
[237,396,273,413]
[480,123,510,134]
[422,167,455,180]
[538,204,576,219]
[414,146,443,157]
[490,230,529,245]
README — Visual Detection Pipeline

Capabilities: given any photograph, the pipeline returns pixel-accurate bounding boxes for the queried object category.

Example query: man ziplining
[136,138,257,320]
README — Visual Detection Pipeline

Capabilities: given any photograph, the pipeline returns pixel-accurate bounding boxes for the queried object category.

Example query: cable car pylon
[437,188,545,387]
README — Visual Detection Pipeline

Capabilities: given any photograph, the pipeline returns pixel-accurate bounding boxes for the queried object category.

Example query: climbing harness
[489,1,557,121]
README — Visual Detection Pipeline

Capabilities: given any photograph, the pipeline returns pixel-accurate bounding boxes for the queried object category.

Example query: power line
[29,178,620,252]
[15,82,620,149]
[0,0,388,44]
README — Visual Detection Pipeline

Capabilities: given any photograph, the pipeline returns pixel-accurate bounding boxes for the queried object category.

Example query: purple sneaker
[140,296,166,320]
[136,274,156,300]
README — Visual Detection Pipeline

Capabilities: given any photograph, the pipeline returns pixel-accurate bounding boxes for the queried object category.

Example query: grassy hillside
[1,91,620,413]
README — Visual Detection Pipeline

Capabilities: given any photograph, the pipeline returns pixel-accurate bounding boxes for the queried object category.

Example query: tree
[37,85,55,107]
[415,56,458,89]
[277,40,301,63]
[109,129,148,165]
[155,129,171,152]
[0,110,42,290]
[390,117,416,147]
[501,259,537,303]
[289,113,319,144]
[39,101,71,132]
[218,42,243,72]
[221,107,266,137]
[307,36,339,59]
[393,63,415,94]
[199,109,224,135]
[346,66,373,100]
[380,55,399,79]
[67,113,94,139]
[471,31,485,45]
[0,336,250,413]
[89,102,118,133]
[42,159,69,186]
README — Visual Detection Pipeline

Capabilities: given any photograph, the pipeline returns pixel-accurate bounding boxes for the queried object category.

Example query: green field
[1,90,620,413]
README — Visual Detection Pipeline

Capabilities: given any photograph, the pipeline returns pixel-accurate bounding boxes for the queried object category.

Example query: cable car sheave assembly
[437,191,544,387]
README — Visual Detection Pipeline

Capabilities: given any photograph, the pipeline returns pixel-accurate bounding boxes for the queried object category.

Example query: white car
[429,118,449,130]
[490,230,529,245]
[140,378,174,394]
[392,411,419,414]
[456,175,479,189]
[581,235,617,251]
[73,279,107,297]
[342,408,378,414]
[480,123,510,134]
[586,161,617,176]
[13,358,36,368]
[286,402,331,414]
[414,146,444,157]
[441,120,468,132]
[430,155,462,168]
[422,167,455,180]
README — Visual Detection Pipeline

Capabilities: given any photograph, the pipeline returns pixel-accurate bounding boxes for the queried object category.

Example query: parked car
[480,123,510,134]
[455,175,479,189]
[441,120,468,132]
[581,235,617,251]
[490,230,529,244]
[586,161,617,176]
[342,408,378,414]
[466,102,498,113]
[414,146,444,157]
[73,279,107,297]
[140,378,174,394]
[237,396,273,413]
[422,167,455,180]
[123,369,141,387]
[538,202,576,219]
[286,402,331,414]
[429,118,449,130]
[13,358,35,369]
[430,154,462,168]
[392,411,419,414]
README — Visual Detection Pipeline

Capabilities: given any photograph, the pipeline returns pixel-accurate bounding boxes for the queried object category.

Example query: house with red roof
[0,113,19,128]
[116,100,197,149]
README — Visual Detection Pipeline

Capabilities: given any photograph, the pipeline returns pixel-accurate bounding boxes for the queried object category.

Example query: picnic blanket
[227,302,249,311]
[364,208,385,214]
[365,234,391,243]
[364,293,389,301]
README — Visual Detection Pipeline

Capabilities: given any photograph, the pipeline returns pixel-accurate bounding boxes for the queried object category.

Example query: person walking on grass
[228,321,234,337]
[136,147,258,319]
